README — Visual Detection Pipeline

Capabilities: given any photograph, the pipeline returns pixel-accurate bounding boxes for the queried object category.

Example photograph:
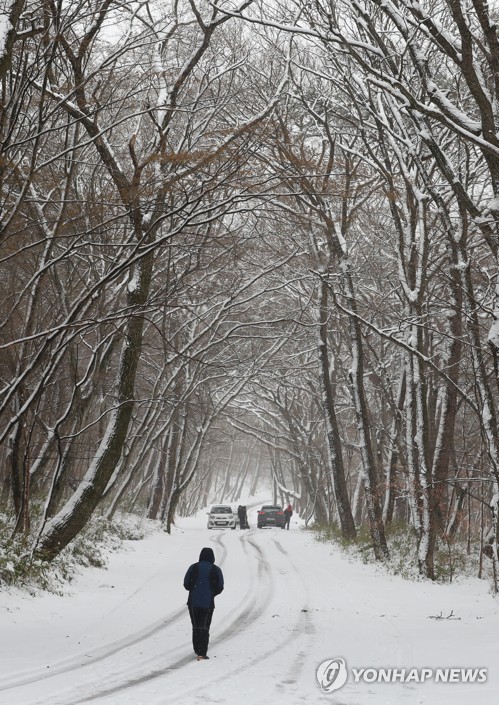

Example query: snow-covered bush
[310,522,485,584]
[0,513,145,594]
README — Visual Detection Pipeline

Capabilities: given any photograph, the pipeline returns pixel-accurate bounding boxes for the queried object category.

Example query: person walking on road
[283,504,293,530]
[183,547,224,660]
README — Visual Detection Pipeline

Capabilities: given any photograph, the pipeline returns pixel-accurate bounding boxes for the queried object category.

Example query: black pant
[188,606,213,656]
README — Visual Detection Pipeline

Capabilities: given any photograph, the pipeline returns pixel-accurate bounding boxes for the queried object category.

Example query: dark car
[257,505,285,528]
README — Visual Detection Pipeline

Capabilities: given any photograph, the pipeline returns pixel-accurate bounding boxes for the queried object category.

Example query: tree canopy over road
[1,0,499,586]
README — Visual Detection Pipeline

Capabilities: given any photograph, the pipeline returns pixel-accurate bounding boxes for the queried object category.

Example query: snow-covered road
[1,510,498,705]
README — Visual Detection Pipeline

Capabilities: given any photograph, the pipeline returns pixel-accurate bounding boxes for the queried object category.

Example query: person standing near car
[283,504,293,530]
[237,504,245,529]
[183,547,224,660]
[240,505,249,529]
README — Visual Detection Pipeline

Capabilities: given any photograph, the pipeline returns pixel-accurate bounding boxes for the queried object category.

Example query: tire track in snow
[0,531,231,696]
[0,598,187,692]
[157,531,315,704]
[57,530,275,705]
[8,531,273,705]
[4,529,309,705]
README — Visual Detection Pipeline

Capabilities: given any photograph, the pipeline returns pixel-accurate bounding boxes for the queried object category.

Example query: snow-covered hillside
[0,506,498,705]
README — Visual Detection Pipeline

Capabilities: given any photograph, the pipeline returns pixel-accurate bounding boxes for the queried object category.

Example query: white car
[207,505,236,530]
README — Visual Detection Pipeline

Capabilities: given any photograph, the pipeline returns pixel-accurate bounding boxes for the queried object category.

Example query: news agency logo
[316,659,488,693]
[316,658,348,693]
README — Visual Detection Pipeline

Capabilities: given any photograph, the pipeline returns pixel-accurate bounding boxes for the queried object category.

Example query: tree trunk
[343,267,389,559]
[34,251,154,561]
[382,369,406,526]
[319,277,357,539]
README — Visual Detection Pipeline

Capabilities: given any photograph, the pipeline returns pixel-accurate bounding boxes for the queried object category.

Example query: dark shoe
[197,655,209,660]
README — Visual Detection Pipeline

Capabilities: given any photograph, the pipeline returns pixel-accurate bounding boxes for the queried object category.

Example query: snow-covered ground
[1,504,498,705]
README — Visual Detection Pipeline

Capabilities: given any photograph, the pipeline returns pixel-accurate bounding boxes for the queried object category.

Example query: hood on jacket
[199,547,215,563]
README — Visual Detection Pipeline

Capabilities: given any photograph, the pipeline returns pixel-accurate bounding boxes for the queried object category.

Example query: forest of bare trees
[2,0,499,587]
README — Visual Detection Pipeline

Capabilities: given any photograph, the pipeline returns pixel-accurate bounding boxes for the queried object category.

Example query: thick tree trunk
[11,420,30,536]
[318,278,357,539]
[34,251,154,561]
[343,268,389,560]
[413,344,435,579]
[382,370,406,526]
[9,421,24,521]
[165,487,182,533]
[146,451,165,521]
[160,414,184,530]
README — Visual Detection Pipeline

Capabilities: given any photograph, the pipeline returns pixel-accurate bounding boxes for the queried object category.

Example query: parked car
[257,505,285,528]
[207,505,236,530]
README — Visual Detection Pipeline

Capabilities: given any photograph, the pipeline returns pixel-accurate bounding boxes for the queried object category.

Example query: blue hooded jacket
[184,547,224,609]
